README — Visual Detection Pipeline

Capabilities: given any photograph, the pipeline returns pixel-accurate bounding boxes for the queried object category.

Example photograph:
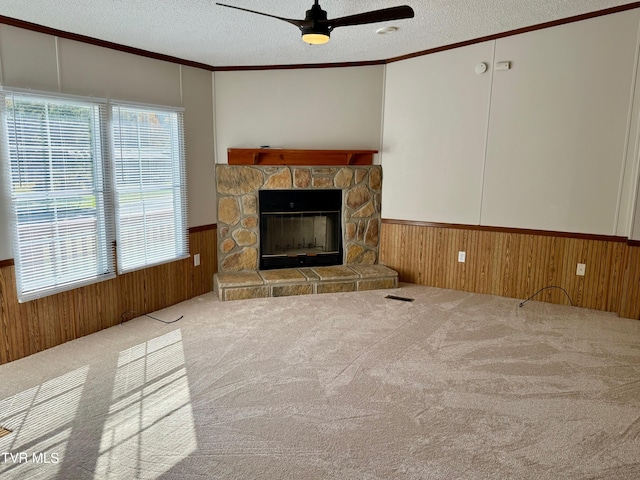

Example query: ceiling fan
[216,1,415,45]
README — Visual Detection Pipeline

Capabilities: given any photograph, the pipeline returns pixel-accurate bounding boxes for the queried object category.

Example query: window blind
[111,104,189,273]
[1,92,115,302]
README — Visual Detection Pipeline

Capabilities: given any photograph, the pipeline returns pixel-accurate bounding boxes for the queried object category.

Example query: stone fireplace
[216,165,383,273]
[214,163,397,301]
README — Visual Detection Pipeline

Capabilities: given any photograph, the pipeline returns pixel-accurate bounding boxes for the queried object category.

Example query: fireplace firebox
[259,189,343,270]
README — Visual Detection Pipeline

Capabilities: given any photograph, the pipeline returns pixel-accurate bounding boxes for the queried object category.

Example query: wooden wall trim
[379,221,639,320]
[382,218,628,243]
[386,2,640,63]
[213,60,386,72]
[628,239,640,247]
[0,228,217,365]
[3,3,639,71]
[188,223,217,234]
[0,259,14,268]
[0,15,216,71]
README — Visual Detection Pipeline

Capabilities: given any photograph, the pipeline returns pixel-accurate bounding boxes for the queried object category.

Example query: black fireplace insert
[259,189,343,270]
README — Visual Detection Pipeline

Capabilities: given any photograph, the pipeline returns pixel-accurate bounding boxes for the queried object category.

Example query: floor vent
[0,426,12,438]
[385,294,415,302]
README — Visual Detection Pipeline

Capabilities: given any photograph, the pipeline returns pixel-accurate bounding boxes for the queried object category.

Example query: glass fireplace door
[259,189,342,270]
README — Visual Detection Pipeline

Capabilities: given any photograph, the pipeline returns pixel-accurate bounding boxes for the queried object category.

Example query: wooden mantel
[227,148,378,166]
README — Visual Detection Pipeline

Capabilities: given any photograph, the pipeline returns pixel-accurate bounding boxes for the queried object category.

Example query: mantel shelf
[227,148,378,166]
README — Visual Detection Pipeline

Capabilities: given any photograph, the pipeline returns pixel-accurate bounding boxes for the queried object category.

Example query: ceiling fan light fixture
[302,32,330,44]
[300,1,330,44]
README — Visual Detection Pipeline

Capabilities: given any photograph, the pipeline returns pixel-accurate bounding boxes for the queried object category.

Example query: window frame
[0,89,189,302]
[110,102,189,274]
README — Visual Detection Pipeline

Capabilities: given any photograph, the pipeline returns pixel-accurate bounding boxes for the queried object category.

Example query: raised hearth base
[214,265,398,301]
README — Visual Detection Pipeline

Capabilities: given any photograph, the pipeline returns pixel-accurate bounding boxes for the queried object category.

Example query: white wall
[381,9,640,237]
[381,42,494,224]
[0,24,216,261]
[632,175,640,240]
[624,36,640,242]
[183,67,216,229]
[482,11,640,235]
[214,66,384,163]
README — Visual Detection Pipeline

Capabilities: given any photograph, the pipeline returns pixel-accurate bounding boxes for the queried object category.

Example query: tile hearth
[214,264,398,301]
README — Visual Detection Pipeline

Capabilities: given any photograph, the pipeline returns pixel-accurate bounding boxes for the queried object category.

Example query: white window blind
[111,104,188,273]
[1,92,115,302]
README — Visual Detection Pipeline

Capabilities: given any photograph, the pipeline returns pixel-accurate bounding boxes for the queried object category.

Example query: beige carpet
[0,283,639,479]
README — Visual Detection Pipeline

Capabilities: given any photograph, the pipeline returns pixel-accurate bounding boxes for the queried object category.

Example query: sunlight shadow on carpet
[0,366,89,477]
[94,329,197,479]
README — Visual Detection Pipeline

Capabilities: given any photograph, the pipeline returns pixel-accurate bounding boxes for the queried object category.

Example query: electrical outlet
[194,253,201,267]
[576,263,586,276]
[458,251,466,263]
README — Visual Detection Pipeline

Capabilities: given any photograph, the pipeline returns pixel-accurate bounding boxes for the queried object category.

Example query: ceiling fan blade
[326,6,414,29]
[216,3,310,29]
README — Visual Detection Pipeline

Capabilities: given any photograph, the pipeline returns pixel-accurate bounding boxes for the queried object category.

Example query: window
[0,91,188,302]
[111,105,188,273]
[1,93,114,302]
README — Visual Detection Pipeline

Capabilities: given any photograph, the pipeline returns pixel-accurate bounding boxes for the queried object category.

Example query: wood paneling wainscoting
[619,244,640,319]
[380,220,639,319]
[0,225,217,365]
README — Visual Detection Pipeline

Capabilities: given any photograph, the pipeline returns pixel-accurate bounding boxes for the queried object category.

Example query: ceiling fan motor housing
[301,2,331,38]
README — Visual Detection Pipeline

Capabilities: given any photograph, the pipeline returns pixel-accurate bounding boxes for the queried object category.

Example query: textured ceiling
[0,1,637,68]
